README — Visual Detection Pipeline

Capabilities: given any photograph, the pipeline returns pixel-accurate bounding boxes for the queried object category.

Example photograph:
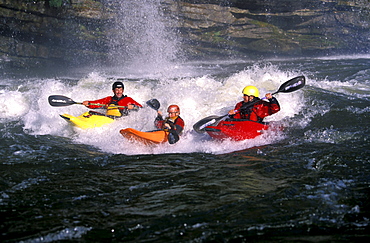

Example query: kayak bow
[204,119,270,141]
[120,128,168,145]
[60,111,114,129]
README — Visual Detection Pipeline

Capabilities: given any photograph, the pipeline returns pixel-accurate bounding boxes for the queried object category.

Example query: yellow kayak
[60,111,114,129]
[120,128,168,146]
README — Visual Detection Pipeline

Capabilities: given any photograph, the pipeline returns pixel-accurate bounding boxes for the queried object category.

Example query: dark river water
[1,57,370,242]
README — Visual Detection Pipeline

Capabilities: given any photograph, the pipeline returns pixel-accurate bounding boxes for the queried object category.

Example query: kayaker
[228,85,280,122]
[82,81,143,117]
[155,105,185,143]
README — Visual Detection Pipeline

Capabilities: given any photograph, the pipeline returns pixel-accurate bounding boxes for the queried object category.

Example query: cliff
[0,0,369,69]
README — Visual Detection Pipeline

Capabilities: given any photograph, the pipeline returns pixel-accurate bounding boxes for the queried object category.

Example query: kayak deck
[205,119,269,141]
[60,111,114,129]
[120,128,168,146]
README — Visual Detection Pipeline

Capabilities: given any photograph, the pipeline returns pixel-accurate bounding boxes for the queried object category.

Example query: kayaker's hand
[82,101,89,106]
[164,123,171,130]
[127,104,135,110]
[228,109,236,115]
[164,121,175,130]
[265,93,273,99]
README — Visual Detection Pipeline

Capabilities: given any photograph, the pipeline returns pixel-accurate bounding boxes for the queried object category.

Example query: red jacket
[232,97,280,122]
[86,95,142,117]
[86,96,142,109]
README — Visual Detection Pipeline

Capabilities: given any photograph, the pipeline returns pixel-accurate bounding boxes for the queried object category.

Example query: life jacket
[155,115,184,135]
[165,116,184,135]
[106,95,127,117]
[239,97,261,121]
[236,97,280,123]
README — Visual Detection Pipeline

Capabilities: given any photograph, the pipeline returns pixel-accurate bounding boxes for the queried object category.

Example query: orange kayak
[120,128,168,145]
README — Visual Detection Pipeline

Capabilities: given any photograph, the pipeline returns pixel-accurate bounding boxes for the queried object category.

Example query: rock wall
[0,0,369,69]
[0,0,110,69]
[176,0,370,58]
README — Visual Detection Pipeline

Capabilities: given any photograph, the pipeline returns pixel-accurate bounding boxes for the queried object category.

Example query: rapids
[1,0,370,241]
[1,56,370,242]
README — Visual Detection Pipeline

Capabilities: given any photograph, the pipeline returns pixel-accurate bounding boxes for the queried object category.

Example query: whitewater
[1,55,370,242]
[1,0,370,241]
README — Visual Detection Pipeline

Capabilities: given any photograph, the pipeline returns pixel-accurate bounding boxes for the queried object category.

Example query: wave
[1,58,368,155]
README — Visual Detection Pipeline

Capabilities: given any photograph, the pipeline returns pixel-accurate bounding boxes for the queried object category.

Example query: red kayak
[204,119,269,141]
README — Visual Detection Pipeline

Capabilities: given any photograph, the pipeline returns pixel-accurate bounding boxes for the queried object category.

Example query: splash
[19,64,306,155]
[108,0,181,75]
[0,90,29,120]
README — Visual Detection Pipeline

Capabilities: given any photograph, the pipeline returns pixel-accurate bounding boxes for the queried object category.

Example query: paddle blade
[168,131,180,144]
[274,76,306,94]
[193,115,227,133]
[146,99,160,110]
[48,95,77,107]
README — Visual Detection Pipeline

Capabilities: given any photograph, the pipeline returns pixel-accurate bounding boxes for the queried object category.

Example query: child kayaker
[155,105,185,144]
[228,85,280,122]
[82,81,143,117]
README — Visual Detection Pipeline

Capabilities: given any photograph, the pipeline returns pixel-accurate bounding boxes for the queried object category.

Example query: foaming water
[14,64,305,155]
[314,54,370,60]
[1,57,370,242]
[0,90,29,120]
[2,57,369,156]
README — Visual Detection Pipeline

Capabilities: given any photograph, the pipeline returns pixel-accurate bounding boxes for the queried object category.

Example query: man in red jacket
[82,81,142,117]
[228,85,280,123]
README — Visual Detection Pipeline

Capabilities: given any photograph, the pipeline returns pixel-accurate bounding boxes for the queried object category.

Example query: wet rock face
[177,0,370,58]
[0,0,109,69]
[1,0,369,69]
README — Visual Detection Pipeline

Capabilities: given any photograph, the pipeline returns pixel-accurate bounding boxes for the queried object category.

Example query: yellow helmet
[242,85,259,97]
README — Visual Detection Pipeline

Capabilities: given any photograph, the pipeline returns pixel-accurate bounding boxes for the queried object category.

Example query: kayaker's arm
[228,101,243,117]
[82,97,111,109]
[172,123,184,134]
[165,118,184,135]
[266,94,280,106]
[83,100,106,108]
[263,93,279,104]
[154,112,164,129]
[264,93,280,114]
[126,104,141,110]
[83,101,108,109]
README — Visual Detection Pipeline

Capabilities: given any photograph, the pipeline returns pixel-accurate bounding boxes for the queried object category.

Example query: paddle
[146,99,180,144]
[166,123,180,144]
[146,98,160,111]
[193,75,306,133]
[48,95,131,109]
[48,95,82,106]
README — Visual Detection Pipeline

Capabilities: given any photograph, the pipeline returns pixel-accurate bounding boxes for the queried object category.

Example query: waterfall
[108,0,181,73]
